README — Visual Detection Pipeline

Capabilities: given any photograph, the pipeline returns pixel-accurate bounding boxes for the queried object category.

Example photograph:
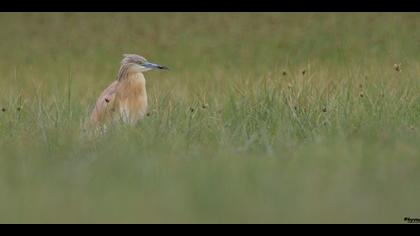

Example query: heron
[90,54,168,126]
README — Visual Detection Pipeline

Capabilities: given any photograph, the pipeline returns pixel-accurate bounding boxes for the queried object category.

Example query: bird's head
[122,54,169,72]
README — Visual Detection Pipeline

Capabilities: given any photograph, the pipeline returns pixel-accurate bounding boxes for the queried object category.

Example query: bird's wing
[90,80,119,124]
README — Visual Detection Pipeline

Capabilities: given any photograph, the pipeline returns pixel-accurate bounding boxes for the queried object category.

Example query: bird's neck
[117,64,147,104]
[116,69,148,124]
[120,64,146,86]
[126,71,146,93]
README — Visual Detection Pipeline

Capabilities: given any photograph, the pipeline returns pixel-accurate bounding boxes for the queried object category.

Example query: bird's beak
[143,62,169,70]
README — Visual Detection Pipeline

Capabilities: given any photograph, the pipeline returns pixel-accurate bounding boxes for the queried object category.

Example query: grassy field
[0,13,419,223]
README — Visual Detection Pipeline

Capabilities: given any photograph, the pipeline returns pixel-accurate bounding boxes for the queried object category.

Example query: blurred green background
[0,13,419,223]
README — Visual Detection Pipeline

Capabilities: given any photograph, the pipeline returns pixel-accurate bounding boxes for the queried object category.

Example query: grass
[0,13,419,223]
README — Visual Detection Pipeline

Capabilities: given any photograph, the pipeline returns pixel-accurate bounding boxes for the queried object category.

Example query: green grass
[0,13,419,223]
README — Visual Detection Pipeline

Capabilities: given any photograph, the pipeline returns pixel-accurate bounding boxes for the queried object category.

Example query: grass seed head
[394,63,402,72]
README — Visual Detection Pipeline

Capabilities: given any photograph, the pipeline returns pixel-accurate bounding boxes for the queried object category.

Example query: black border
[2,0,420,12]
